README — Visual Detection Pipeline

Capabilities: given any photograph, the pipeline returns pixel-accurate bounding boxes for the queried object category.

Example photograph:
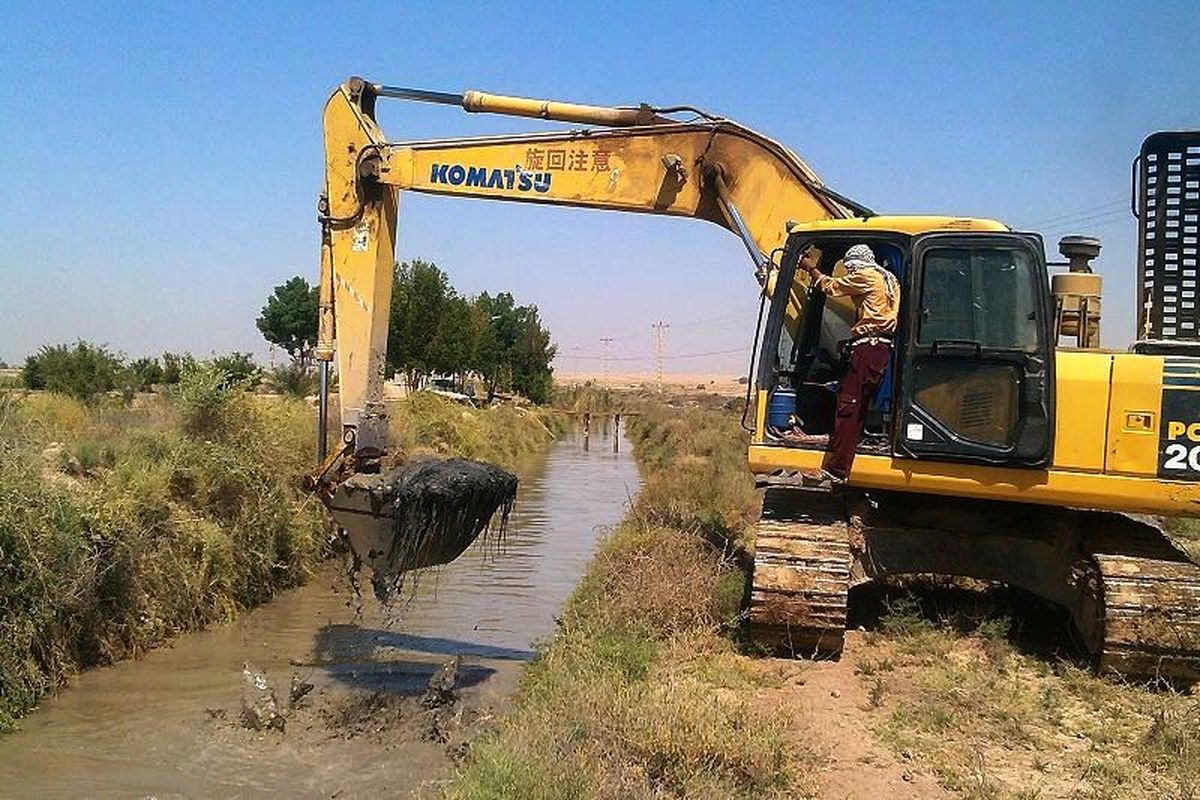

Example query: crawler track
[746,485,1200,682]
[746,487,850,657]
[1082,514,1200,681]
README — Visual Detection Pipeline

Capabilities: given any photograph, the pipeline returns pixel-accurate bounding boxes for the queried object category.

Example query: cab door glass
[919,249,1040,350]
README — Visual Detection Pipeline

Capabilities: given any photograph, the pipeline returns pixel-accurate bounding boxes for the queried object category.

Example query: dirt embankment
[439,397,1200,800]
[0,388,562,732]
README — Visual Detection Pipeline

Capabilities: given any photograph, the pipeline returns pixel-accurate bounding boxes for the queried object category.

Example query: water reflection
[0,422,640,798]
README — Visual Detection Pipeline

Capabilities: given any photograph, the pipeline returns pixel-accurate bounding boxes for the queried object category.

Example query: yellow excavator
[309,76,1200,680]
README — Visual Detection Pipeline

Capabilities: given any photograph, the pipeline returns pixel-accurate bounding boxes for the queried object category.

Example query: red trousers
[824,340,891,480]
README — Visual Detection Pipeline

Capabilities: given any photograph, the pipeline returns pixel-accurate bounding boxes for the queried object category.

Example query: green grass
[0,390,327,731]
[623,405,759,547]
[391,391,565,469]
[863,589,1200,799]
[444,401,813,800]
[0,387,561,732]
[551,382,616,413]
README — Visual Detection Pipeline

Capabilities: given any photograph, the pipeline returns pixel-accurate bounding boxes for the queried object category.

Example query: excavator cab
[759,226,1056,470]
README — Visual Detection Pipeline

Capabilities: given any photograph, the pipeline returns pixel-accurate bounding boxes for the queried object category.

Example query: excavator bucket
[326,457,518,601]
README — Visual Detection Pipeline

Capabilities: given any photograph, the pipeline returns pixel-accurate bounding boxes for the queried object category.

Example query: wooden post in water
[583,411,590,451]
[613,413,621,452]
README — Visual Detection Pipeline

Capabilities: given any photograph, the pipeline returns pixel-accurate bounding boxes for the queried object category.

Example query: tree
[128,357,164,391]
[387,259,450,389]
[465,292,555,401]
[466,299,497,378]
[161,352,195,384]
[21,341,124,402]
[211,352,261,389]
[510,305,556,404]
[282,255,557,403]
[429,294,475,388]
[266,363,318,398]
[468,291,516,398]
[257,277,318,369]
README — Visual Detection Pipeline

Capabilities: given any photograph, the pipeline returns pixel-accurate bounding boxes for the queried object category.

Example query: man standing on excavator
[800,243,900,486]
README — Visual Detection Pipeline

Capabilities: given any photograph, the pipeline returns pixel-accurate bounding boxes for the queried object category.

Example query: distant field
[555,371,745,397]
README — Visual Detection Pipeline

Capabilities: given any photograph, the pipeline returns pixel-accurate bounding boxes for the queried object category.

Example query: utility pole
[651,321,669,392]
[599,337,613,378]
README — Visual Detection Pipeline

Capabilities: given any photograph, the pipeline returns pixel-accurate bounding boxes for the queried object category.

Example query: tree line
[17,343,302,402]
[257,259,556,404]
[14,258,555,405]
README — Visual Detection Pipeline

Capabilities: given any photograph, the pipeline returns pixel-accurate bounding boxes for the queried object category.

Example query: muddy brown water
[0,423,639,799]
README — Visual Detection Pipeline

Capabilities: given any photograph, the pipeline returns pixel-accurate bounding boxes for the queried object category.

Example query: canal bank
[443,403,815,800]
[0,422,638,798]
[0,390,563,732]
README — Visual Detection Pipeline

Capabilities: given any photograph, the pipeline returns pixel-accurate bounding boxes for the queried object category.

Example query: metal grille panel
[1138,131,1200,340]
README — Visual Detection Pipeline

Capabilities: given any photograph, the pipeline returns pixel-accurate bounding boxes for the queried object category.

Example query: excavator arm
[316,76,862,466]
[311,76,865,581]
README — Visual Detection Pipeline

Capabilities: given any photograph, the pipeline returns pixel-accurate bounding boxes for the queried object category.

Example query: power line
[669,307,760,329]
[558,306,759,347]
[558,321,749,354]
[659,346,745,359]
[1038,211,1134,240]
[1023,199,1128,229]
[1043,212,1129,228]
[1041,208,1129,227]
[556,310,758,353]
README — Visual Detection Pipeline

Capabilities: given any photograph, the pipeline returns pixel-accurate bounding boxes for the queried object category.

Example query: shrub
[553,382,615,413]
[0,392,21,437]
[127,357,164,391]
[17,392,91,440]
[625,407,758,545]
[160,352,195,385]
[210,352,261,389]
[266,364,318,398]
[21,341,124,402]
[0,394,330,730]
[447,402,813,799]
[175,363,240,438]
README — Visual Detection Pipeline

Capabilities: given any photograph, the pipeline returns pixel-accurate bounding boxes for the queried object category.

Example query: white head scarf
[844,243,898,303]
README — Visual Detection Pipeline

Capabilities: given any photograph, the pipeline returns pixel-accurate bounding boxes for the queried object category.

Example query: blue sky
[1,1,1196,374]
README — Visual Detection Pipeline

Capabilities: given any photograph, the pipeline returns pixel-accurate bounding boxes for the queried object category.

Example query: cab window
[918,248,1040,350]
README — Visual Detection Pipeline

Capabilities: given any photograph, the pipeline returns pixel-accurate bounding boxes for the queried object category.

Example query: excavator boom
[316,76,861,463]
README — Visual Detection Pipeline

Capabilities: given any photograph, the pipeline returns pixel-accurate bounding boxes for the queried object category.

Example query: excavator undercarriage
[747,482,1200,681]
